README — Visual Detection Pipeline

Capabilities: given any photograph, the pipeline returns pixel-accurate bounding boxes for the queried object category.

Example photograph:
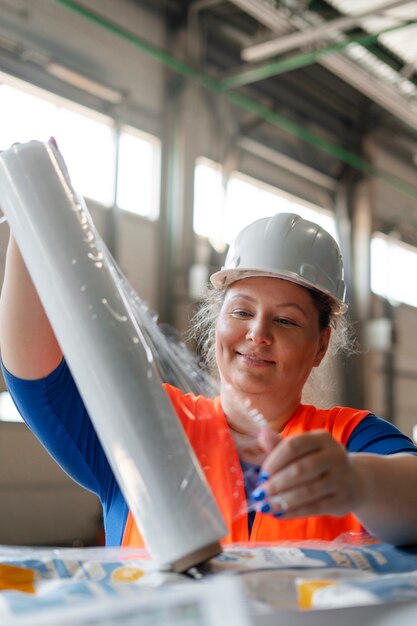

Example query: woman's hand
[251,430,362,518]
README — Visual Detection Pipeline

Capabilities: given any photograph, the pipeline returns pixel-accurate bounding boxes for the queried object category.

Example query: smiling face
[215,276,330,426]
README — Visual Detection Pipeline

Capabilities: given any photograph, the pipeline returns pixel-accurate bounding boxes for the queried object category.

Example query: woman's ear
[313,327,331,367]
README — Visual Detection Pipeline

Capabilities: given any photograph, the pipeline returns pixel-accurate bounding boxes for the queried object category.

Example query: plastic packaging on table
[0,140,227,572]
[297,570,417,610]
[204,539,417,611]
[0,546,250,626]
[1,543,417,618]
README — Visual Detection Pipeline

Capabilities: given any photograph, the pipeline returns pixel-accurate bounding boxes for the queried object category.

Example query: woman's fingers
[255,472,333,514]
[268,440,347,493]
[251,431,356,518]
[262,430,329,477]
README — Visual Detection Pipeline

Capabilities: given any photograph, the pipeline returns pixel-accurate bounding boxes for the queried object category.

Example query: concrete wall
[0,423,101,546]
[393,304,417,437]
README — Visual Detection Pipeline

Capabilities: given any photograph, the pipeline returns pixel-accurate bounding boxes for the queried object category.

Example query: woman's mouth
[237,352,275,367]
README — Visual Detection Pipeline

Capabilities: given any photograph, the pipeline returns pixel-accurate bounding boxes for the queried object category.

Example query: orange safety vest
[122,385,370,548]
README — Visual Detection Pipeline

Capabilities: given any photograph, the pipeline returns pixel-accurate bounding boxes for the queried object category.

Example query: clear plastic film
[107,257,217,398]
[97,262,276,529]
[0,140,227,571]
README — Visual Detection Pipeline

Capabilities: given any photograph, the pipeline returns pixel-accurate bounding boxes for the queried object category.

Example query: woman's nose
[246,318,272,344]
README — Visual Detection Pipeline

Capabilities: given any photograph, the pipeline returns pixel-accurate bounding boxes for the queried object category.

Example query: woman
[1,212,417,547]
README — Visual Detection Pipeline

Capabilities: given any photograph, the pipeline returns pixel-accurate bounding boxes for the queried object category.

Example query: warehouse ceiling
[158,0,417,130]
[0,0,416,234]
[1,1,417,157]
[137,0,417,237]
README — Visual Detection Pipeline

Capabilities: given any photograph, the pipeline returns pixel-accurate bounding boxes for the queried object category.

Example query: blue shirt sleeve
[1,359,128,546]
[347,414,417,455]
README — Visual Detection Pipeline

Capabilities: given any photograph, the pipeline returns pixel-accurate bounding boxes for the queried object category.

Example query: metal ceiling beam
[237,137,337,191]
[320,50,417,132]
[242,0,412,62]
[222,2,417,134]
[227,0,290,33]
[220,19,417,89]
[187,0,225,64]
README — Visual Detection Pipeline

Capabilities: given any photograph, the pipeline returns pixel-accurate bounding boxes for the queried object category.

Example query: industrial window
[0,72,160,216]
[55,105,116,207]
[0,78,115,207]
[193,157,337,247]
[0,392,22,422]
[371,233,417,308]
[117,125,161,219]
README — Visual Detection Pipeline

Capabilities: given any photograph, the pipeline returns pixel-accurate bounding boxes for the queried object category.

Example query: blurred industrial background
[0,0,416,547]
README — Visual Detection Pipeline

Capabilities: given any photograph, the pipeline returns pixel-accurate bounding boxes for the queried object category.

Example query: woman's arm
[350,452,417,545]
[0,233,62,379]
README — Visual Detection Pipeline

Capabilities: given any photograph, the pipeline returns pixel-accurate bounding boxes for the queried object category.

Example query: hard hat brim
[209,268,348,314]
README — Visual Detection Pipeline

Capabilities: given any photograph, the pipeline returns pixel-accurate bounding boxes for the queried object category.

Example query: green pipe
[54,0,218,91]
[219,21,417,90]
[53,0,417,202]
[225,88,417,200]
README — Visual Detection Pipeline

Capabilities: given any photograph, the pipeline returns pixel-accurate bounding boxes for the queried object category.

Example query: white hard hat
[210,213,347,313]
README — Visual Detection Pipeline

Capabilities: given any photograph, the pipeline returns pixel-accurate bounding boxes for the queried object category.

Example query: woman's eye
[231,309,251,318]
[275,317,296,326]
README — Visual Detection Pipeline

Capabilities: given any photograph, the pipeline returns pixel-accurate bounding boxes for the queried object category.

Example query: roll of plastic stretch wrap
[0,141,226,571]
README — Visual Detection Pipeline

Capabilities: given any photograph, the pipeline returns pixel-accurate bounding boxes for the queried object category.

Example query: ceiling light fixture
[228,0,417,132]
[46,62,123,104]
[241,0,412,62]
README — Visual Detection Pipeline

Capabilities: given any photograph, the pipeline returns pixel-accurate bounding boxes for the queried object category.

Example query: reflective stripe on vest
[122,386,369,548]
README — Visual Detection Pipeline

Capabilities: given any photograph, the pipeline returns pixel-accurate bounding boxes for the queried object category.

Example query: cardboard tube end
[169,542,222,573]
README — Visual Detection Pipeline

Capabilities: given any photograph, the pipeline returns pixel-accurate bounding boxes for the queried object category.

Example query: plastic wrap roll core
[0,141,226,571]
